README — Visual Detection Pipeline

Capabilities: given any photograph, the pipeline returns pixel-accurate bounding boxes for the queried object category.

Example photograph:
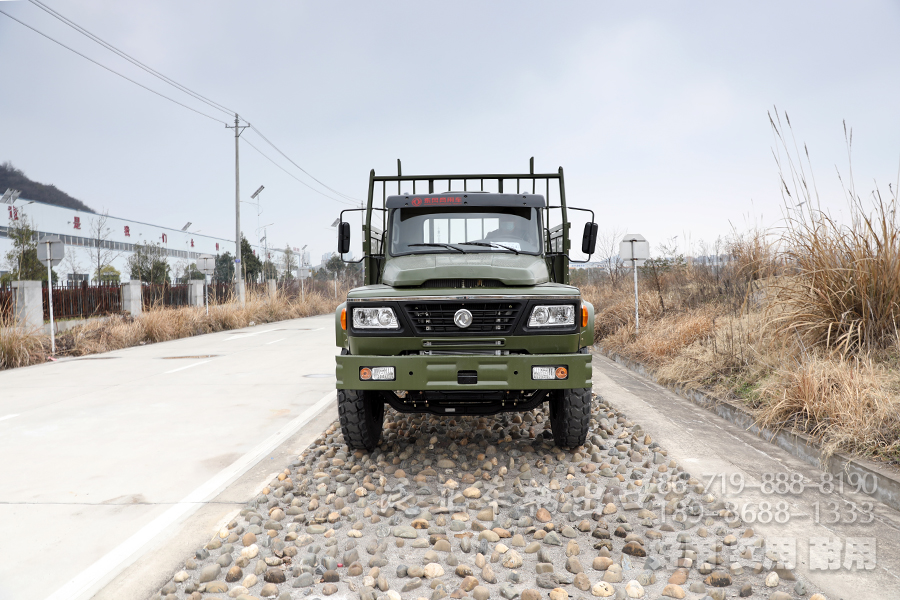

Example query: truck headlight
[528,305,575,327]
[353,307,399,329]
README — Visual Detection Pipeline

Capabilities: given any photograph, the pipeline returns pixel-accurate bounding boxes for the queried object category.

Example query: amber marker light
[359,367,372,380]
[582,305,588,327]
[555,367,568,379]
[341,308,347,330]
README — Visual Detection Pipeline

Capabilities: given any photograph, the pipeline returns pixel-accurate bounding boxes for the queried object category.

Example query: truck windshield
[389,207,542,256]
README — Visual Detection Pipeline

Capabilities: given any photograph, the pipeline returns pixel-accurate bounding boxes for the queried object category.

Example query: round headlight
[377,308,393,326]
[532,306,549,325]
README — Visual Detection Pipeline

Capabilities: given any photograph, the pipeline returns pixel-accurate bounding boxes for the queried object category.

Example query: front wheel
[548,387,591,449]
[338,389,384,451]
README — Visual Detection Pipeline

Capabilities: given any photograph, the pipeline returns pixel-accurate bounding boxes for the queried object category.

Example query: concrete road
[0,314,339,600]
[592,352,900,600]
[3,316,898,600]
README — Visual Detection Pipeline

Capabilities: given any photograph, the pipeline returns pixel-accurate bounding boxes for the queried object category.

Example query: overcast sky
[2,0,899,263]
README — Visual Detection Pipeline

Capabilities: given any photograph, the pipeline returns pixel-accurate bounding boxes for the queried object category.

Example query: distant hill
[0,161,94,213]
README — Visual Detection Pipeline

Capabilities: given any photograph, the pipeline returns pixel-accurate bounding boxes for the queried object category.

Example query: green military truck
[334,160,597,451]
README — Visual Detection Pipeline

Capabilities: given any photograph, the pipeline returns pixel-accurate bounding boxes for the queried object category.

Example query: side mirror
[581,222,598,254]
[337,222,351,254]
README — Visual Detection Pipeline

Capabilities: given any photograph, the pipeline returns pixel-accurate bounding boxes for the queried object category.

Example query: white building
[0,196,294,282]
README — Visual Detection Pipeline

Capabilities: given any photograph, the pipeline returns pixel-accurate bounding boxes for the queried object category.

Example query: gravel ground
[150,393,829,600]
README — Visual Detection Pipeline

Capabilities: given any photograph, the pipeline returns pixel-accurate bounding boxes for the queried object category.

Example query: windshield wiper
[407,243,466,254]
[459,242,520,255]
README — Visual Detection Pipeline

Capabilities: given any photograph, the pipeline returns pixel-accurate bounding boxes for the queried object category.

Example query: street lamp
[256,222,274,281]
[249,186,265,265]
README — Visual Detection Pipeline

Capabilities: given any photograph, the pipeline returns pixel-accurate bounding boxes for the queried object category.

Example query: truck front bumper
[335,352,591,390]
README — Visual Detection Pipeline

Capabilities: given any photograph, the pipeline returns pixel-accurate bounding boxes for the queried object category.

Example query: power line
[2,4,361,204]
[27,0,236,118]
[0,8,227,125]
[241,135,357,207]
[249,125,362,203]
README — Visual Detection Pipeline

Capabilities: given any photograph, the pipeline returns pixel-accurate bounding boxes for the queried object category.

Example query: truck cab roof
[385,193,546,209]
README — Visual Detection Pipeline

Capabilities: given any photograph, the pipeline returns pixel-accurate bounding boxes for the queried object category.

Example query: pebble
[502,551,523,568]
[661,584,685,598]
[424,563,444,578]
[473,585,491,600]
[705,571,731,587]
[549,589,568,600]
[264,568,286,583]
[163,405,827,600]
[574,572,591,591]
[592,581,615,597]
[198,564,220,583]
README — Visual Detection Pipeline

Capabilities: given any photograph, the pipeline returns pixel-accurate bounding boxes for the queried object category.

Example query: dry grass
[768,193,900,354]
[0,312,45,370]
[756,355,900,459]
[58,288,341,356]
[0,287,345,369]
[585,220,900,463]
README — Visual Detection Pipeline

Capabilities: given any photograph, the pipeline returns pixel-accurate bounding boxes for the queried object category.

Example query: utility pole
[226,114,250,305]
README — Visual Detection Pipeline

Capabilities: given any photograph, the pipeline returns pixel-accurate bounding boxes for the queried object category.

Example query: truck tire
[548,387,591,449]
[338,388,384,451]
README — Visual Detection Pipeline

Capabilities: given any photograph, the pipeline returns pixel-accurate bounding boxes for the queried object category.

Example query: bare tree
[61,251,86,285]
[281,245,298,282]
[596,227,625,286]
[87,211,120,284]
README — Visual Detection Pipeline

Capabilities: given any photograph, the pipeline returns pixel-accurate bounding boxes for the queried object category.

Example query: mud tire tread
[338,388,384,451]
[549,387,591,449]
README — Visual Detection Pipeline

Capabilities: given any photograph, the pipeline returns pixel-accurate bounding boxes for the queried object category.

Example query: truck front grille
[402,301,523,334]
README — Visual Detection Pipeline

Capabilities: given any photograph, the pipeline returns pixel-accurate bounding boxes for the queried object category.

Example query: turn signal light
[582,305,588,327]
[341,308,347,330]
[532,366,569,380]
[359,366,395,381]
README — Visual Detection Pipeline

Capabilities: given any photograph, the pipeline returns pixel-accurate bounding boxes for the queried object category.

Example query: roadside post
[196,254,216,316]
[619,234,649,335]
[299,266,310,303]
[37,235,65,353]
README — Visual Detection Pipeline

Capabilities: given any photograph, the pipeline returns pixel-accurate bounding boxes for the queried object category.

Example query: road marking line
[44,389,337,600]
[224,329,276,341]
[164,360,212,374]
[0,414,20,422]
[265,338,286,345]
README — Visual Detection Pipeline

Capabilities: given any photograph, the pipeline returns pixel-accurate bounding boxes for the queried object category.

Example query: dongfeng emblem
[454,309,473,328]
